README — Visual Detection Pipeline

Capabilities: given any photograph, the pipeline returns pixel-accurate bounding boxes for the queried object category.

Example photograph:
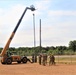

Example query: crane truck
[0,5,35,64]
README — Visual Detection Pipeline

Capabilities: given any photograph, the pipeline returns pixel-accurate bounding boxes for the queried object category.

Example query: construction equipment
[0,5,35,64]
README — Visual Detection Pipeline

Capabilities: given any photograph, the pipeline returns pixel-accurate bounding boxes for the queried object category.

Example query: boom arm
[0,5,35,56]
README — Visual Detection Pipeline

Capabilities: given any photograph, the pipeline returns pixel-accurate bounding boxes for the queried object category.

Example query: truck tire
[6,58,12,64]
[1,60,6,64]
[22,57,27,63]
[17,61,21,64]
[1,62,6,64]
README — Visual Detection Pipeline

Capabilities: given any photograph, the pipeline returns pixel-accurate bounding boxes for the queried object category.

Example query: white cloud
[0,8,3,14]
[0,4,35,31]
[34,0,51,16]
[48,10,76,16]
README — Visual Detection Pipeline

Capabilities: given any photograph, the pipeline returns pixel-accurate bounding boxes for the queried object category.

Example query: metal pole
[40,19,41,53]
[33,14,37,63]
[33,14,36,49]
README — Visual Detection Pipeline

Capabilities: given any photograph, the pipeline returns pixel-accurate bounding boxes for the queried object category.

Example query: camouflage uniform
[45,54,47,65]
[42,54,47,66]
[49,54,55,65]
[39,54,42,65]
[34,55,37,63]
[32,54,35,63]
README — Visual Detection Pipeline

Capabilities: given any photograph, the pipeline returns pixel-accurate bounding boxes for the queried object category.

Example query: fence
[55,55,76,64]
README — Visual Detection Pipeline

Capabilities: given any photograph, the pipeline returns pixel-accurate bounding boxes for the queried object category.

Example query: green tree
[69,40,76,52]
[0,48,3,53]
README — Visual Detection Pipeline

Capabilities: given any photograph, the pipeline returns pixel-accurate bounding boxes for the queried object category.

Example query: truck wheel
[6,58,12,64]
[17,61,21,64]
[22,57,27,63]
[1,60,6,64]
[1,62,6,64]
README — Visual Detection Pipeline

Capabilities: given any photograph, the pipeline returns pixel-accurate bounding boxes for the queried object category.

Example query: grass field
[33,55,76,64]
[55,55,76,64]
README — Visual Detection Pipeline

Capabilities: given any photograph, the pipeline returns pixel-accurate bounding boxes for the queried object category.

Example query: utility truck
[0,5,35,64]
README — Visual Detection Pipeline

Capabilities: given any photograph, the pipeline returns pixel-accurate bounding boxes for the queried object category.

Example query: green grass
[54,55,76,64]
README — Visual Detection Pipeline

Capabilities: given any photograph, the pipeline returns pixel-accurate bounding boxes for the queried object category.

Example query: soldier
[39,54,42,65]
[49,54,55,65]
[45,54,47,65]
[51,55,55,65]
[34,55,37,63]
[32,54,35,63]
[42,54,47,66]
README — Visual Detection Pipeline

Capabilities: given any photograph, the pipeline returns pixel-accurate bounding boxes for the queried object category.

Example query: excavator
[0,5,35,64]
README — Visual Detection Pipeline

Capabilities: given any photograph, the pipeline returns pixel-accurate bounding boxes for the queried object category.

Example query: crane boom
[0,5,35,56]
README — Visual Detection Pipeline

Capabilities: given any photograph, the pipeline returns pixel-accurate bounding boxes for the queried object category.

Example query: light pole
[40,19,41,53]
[33,14,36,49]
[32,13,37,63]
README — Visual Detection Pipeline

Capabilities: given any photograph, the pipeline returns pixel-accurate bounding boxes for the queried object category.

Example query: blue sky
[0,0,76,47]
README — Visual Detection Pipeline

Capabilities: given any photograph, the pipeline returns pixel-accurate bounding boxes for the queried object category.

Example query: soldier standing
[39,54,42,65]
[32,54,35,63]
[34,55,37,63]
[42,54,47,66]
[45,54,47,65]
[51,55,55,65]
[49,54,55,65]
[49,54,52,66]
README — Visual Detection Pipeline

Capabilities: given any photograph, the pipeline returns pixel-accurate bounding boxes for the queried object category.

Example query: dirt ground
[0,62,76,75]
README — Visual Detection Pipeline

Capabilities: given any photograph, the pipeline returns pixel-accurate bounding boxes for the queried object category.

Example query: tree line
[0,40,76,56]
